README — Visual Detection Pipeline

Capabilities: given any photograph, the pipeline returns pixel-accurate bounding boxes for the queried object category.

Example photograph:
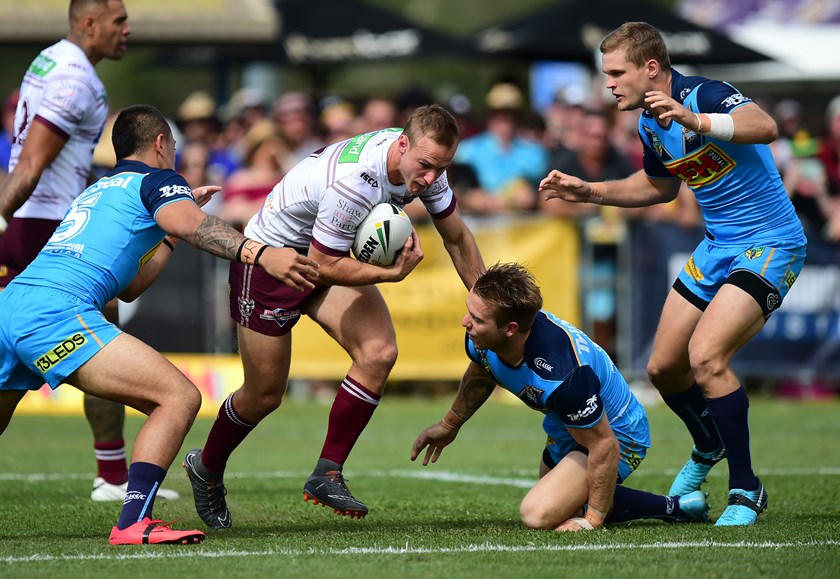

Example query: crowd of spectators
[3,80,837,241]
[1,79,839,372]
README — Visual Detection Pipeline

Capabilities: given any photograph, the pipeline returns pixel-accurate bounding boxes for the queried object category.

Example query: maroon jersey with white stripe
[9,40,108,220]
[244,129,455,256]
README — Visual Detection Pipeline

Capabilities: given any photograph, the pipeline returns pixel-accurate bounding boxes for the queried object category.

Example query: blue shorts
[0,284,121,391]
[542,401,649,483]
[676,239,806,318]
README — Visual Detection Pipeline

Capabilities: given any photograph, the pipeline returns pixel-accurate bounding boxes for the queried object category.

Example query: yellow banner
[14,216,579,416]
[291,215,580,380]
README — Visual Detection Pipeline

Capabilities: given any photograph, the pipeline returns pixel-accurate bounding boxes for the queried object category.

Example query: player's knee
[688,342,728,383]
[519,500,555,530]
[184,386,202,418]
[358,339,398,373]
[646,359,673,387]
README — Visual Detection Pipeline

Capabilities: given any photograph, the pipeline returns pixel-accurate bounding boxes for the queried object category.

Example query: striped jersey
[9,160,194,310]
[9,39,108,220]
[244,129,456,256]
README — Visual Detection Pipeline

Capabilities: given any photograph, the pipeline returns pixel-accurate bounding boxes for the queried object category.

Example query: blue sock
[662,383,722,454]
[116,462,167,530]
[706,386,759,491]
[607,485,681,523]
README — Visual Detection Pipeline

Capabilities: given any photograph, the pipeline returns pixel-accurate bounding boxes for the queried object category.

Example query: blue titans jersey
[9,159,195,309]
[466,310,649,450]
[639,69,805,247]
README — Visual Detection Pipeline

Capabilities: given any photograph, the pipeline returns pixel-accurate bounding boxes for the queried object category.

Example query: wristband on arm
[442,409,466,430]
[695,112,735,141]
[254,244,269,266]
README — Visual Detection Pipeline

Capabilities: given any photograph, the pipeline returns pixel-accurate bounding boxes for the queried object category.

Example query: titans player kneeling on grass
[0,104,319,545]
[412,263,710,531]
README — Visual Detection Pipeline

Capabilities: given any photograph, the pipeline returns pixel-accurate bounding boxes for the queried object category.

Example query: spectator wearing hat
[175,90,239,182]
[454,83,549,214]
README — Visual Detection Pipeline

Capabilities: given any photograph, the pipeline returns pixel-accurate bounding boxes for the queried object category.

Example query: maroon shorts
[0,217,60,286]
[228,260,327,336]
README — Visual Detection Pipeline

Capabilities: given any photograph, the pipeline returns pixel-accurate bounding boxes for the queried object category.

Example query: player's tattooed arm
[445,362,497,428]
[411,361,496,465]
[184,213,264,265]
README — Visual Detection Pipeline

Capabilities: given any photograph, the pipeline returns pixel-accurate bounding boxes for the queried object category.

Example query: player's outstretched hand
[411,421,459,466]
[192,185,222,208]
[389,229,424,281]
[539,170,592,203]
[260,247,320,292]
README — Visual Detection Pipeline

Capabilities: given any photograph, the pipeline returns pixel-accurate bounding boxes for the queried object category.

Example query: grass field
[1,393,839,578]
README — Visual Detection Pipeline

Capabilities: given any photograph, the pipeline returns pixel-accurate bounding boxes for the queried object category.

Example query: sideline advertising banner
[629,222,840,379]
[15,216,580,415]
[290,216,580,379]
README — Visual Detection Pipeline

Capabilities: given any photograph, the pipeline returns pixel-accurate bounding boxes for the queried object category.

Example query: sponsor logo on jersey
[28,54,57,77]
[339,132,376,164]
[519,384,546,411]
[338,129,401,164]
[333,200,367,233]
[34,332,87,374]
[664,142,735,188]
[744,246,765,260]
[158,184,193,199]
[360,172,379,187]
[722,93,750,109]
[259,307,301,327]
[567,394,599,422]
[683,255,704,281]
[785,271,797,289]
[534,357,554,372]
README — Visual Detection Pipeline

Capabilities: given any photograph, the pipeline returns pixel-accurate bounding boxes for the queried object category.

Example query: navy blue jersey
[9,159,195,309]
[466,310,649,452]
[639,69,805,247]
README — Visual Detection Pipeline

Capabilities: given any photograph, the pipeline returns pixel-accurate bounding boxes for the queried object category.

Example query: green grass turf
[1,394,838,578]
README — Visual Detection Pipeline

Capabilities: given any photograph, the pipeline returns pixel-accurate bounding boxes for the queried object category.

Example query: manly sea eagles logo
[238,296,255,320]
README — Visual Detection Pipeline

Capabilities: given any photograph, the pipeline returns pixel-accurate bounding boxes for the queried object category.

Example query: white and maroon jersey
[9,39,108,220]
[244,129,456,256]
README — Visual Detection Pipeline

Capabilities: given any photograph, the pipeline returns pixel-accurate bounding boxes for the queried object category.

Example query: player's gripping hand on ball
[388,229,424,282]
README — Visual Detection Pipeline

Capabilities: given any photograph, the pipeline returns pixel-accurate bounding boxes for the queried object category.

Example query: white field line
[4,539,840,564]
[2,467,840,486]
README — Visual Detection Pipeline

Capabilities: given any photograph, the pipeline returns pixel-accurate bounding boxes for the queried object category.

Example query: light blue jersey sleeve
[13,160,195,308]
